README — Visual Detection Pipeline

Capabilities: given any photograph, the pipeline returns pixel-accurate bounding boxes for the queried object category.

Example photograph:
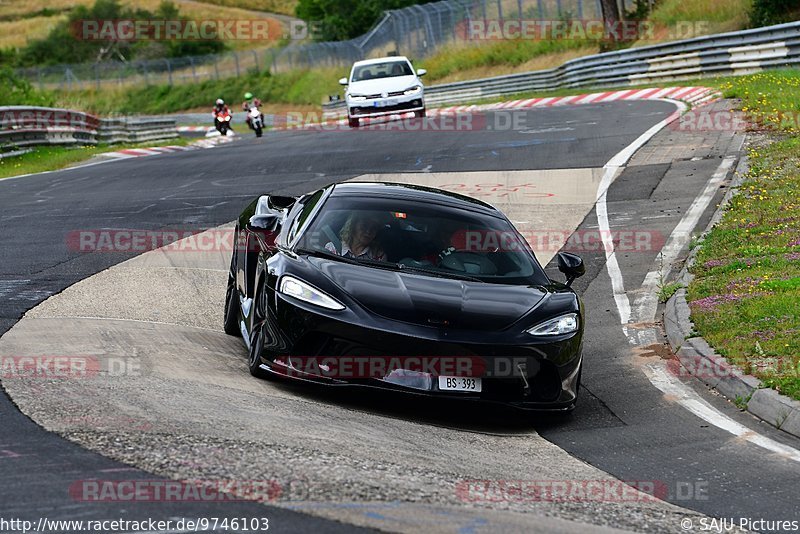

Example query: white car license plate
[438,376,482,392]
[374,99,397,108]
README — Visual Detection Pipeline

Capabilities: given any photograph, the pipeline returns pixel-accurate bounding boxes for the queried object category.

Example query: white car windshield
[351,61,414,82]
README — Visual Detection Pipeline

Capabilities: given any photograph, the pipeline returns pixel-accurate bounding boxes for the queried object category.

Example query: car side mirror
[266,195,296,210]
[416,68,427,77]
[338,77,348,86]
[248,214,280,232]
[557,252,585,287]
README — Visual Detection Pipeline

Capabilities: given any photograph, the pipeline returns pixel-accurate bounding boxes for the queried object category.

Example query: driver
[415,220,465,264]
[325,212,386,262]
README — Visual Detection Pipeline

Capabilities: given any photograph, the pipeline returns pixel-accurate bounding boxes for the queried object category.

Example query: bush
[296,0,429,41]
[0,67,55,107]
[16,0,225,67]
[750,0,800,26]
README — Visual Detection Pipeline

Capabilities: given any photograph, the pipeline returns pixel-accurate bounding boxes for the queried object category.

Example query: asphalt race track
[1,100,799,532]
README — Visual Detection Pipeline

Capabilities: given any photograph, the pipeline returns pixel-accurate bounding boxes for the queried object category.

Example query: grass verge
[0,137,192,180]
[56,68,344,115]
[686,71,800,401]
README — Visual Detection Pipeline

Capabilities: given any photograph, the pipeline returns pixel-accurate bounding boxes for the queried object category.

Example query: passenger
[325,213,386,262]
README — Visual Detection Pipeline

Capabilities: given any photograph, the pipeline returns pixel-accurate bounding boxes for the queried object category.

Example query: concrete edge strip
[663,153,800,440]
[100,136,234,160]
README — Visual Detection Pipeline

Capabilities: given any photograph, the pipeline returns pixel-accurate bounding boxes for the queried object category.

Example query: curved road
[1,100,798,532]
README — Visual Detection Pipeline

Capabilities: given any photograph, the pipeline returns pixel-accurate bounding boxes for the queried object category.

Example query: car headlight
[526,313,579,336]
[403,85,422,95]
[279,275,345,310]
[349,95,367,102]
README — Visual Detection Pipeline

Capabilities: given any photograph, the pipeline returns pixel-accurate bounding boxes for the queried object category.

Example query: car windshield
[296,195,549,286]
[351,61,414,82]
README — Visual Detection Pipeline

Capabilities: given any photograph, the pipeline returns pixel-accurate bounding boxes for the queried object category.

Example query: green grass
[187,0,297,16]
[420,39,593,81]
[658,282,684,303]
[0,138,191,180]
[719,70,800,134]
[56,68,343,115]
[649,0,752,30]
[686,72,800,400]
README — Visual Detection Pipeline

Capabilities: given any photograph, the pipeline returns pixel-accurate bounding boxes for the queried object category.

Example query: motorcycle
[248,106,264,138]
[214,109,232,136]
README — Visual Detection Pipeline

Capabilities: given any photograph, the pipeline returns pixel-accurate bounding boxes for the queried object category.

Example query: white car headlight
[403,85,422,95]
[526,313,579,336]
[349,95,367,102]
[279,276,345,310]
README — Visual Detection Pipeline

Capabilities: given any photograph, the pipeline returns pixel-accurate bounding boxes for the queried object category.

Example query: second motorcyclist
[242,92,264,129]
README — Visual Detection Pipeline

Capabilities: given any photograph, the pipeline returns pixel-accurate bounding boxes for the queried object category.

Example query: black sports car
[224,182,586,411]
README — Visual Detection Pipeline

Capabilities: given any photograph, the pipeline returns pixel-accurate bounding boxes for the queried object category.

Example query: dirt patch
[634,343,675,360]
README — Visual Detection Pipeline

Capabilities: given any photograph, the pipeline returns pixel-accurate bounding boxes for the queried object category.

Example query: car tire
[348,117,359,128]
[247,280,273,379]
[248,323,270,378]
[415,108,426,118]
[566,368,582,413]
[223,252,240,336]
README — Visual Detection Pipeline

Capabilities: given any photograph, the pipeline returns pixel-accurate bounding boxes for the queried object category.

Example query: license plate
[374,99,397,108]
[438,376,482,392]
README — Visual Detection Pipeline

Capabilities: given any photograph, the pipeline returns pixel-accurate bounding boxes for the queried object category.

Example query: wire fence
[16,0,637,91]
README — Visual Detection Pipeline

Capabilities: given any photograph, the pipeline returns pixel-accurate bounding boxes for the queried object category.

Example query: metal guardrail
[0,107,177,151]
[98,117,179,144]
[324,20,800,114]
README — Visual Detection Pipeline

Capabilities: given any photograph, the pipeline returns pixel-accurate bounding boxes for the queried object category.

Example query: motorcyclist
[242,92,264,129]
[212,98,232,132]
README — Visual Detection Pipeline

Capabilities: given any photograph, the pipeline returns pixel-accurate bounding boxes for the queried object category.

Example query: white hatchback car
[339,56,426,128]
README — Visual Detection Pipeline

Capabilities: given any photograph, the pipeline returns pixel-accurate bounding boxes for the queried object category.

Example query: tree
[751,0,800,27]
[295,0,428,42]
[15,0,224,67]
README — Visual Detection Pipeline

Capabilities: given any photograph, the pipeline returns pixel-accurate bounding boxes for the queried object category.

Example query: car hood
[314,260,545,331]
[348,76,420,96]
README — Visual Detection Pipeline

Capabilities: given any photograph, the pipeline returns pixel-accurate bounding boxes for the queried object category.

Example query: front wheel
[255,125,263,137]
[415,108,426,118]
[223,253,240,336]
[348,117,359,128]
[247,280,273,379]
[248,323,270,378]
